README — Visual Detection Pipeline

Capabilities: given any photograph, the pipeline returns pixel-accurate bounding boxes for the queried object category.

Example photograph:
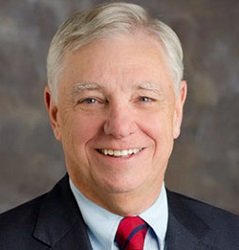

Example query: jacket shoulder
[0,175,91,250]
[0,193,46,225]
[167,190,239,248]
[0,194,48,249]
[168,190,239,222]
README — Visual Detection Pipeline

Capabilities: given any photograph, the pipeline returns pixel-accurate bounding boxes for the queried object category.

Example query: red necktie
[115,216,149,250]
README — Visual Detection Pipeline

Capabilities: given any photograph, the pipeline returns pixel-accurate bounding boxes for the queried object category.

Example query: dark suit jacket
[0,175,239,249]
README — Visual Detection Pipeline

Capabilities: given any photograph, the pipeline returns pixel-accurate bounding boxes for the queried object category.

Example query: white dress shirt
[70,179,168,250]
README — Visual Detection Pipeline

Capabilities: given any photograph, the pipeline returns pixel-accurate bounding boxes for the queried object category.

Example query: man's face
[45,32,187,213]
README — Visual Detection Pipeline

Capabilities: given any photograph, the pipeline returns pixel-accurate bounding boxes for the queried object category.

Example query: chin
[99,176,145,194]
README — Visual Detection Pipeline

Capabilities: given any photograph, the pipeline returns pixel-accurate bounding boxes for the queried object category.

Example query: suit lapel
[166,190,219,250]
[33,175,92,250]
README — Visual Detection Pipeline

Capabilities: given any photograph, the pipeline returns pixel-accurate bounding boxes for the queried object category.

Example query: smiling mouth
[97,148,143,157]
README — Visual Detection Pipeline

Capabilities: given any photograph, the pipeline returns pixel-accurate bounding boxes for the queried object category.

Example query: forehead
[60,32,174,91]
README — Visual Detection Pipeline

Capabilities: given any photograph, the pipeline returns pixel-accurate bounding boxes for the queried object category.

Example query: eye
[138,96,154,103]
[80,98,97,104]
[75,97,108,110]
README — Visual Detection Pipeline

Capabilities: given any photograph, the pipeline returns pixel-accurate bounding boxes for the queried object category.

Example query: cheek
[139,110,175,141]
[69,115,103,148]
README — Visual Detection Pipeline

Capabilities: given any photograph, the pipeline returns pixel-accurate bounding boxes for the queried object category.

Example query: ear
[44,86,62,141]
[173,80,187,139]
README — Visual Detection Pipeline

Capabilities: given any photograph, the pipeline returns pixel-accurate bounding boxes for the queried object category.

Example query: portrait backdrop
[0,0,238,213]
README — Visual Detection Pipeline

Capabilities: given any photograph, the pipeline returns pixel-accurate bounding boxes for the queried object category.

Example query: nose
[103,103,136,139]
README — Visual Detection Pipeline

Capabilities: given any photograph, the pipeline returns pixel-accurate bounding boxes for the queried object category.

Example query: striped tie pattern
[115,216,148,250]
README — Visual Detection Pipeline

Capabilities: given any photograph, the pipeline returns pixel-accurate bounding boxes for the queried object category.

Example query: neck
[100,188,163,216]
[73,178,164,216]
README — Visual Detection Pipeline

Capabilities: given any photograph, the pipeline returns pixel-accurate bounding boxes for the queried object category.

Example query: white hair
[47,2,184,102]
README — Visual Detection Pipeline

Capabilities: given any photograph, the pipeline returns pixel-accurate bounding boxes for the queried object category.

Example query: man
[0,2,239,250]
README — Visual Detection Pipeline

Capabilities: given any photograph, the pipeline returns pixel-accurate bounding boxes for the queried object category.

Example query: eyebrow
[136,82,162,95]
[72,82,104,95]
[71,81,163,96]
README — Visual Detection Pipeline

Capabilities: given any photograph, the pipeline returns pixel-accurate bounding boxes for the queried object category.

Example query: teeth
[100,148,142,157]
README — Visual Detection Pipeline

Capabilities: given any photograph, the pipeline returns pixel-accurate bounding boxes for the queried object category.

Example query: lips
[97,148,143,157]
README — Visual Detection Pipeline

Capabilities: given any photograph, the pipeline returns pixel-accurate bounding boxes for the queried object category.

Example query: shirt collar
[70,179,168,249]
[140,183,168,246]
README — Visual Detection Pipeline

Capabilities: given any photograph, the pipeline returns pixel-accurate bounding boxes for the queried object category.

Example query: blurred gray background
[0,0,239,214]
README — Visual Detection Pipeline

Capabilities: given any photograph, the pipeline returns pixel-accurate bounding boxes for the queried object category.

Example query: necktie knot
[115,216,148,250]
